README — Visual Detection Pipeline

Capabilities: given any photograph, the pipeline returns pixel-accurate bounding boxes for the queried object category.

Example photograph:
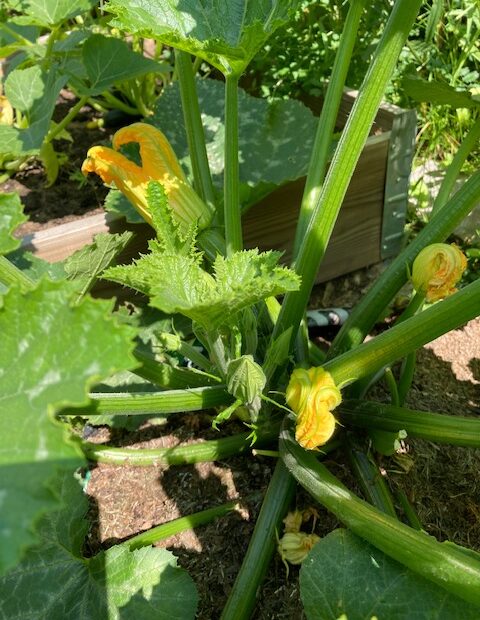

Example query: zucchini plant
[1,1,480,618]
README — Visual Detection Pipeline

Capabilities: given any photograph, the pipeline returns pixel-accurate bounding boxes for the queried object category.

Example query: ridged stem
[220,460,295,620]
[83,427,279,466]
[224,74,242,255]
[60,385,232,415]
[339,400,480,447]
[175,50,216,208]
[280,421,480,606]
[272,0,423,352]
[293,0,367,256]
[126,501,238,550]
[325,276,480,387]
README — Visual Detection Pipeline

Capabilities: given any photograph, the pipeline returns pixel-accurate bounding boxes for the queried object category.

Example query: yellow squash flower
[82,122,213,230]
[286,367,342,450]
[411,243,467,302]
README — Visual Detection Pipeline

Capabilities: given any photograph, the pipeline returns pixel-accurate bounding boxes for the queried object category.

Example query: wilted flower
[411,243,467,302]
[82,122,213,230]
[286,367,341,450]
[277,531,320,565]
[282,510,303,533]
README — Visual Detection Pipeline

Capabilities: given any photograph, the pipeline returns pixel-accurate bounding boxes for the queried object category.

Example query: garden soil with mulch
[3,99,480,618]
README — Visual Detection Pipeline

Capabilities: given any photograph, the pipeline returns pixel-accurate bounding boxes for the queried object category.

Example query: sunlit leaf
[0,279,137,575]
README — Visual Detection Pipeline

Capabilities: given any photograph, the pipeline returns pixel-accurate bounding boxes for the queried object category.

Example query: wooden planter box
[21,90,416,287]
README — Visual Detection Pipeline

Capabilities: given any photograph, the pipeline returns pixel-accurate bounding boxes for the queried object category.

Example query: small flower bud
[278,532,320,565]
[411,243,467,302]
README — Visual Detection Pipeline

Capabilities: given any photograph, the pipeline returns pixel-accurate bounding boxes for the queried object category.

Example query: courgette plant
[1,1,480,618]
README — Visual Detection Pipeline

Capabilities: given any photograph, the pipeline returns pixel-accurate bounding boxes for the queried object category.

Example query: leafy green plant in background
[1,1,480,618]
[247,0,479,168]
[0,1,171,183]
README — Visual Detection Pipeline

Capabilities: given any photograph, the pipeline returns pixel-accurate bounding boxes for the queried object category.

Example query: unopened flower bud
[278,532,320,565]
[411,243,467,302]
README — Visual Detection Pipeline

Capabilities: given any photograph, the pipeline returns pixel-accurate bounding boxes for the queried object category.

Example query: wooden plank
[243,134,389,283]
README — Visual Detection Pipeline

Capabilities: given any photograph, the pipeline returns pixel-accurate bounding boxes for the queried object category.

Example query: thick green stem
[220,459,296,620]
[339,400,480,447]
[221,439,340,619]
[397,351,416,405]
[175,50,216,208]
[0,256,35,292]
[60,385,232,416]
[325,276,480,387]
[293,0,367,256]
[44,96,89,144]
[431,117,480,216]
[328,171,480,358]
[272,0,423,352]
[83,426,279,466]
[126,501,238,550]
[280,422,480,606]
[224,74,242,255]
[100,91,139,115]
[42,27,59,70]
[0,22,34,46]
[345,436,398,518]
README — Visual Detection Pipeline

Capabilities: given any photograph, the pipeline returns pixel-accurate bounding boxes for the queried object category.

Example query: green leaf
[80,34,164,96]
[0,67,66,155]
[64,231,134,300]
[300,529,479,619]
[107,0,302,75]
[0,192,26,255]
[105,248,300,331]
[402,76,479,108]
[7,0,97,26]
[4,65,44,112]
[0,279,137,575]
[150,79,318,203]
[0,471,198,619]
[104,190,145,224]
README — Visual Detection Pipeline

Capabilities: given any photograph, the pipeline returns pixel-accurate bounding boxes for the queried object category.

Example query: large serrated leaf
[106,0,302,74]
[300,529,479,619]
[7,0,97,26]
[0,192,26,255]
[105,248,300,331]
[65,231,133,300]
[0,471,198,619]
[150,79,318,203]
[0,279,138,575]
[79,34,166,96]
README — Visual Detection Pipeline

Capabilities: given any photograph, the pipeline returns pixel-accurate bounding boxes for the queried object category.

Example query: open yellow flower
[286,367,341,450]
[82,123,213,230]
[411,243,467,302]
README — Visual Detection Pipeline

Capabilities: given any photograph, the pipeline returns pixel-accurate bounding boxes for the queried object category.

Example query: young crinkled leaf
[0,471,198,619]
[0,279,137,576]
[106,0,303,75]
[104,181,300,330]
[0,192,26,254]
[106,248,300,331]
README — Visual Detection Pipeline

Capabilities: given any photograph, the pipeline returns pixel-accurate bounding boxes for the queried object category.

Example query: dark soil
[1,91,114,237]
